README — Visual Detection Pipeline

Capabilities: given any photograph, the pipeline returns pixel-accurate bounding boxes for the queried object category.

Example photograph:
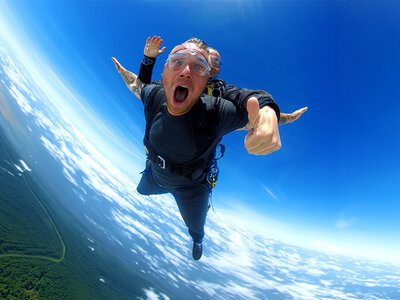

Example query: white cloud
[260,183,279,203]
[14,164,24,173]
[195,280,258,300]
[142,288,170,300]
[335,217,356,229]
[1,166,15,176]
[8,83,33,115]
[19,159,31,171]
[313,241,344,254]
[62,168,77,186]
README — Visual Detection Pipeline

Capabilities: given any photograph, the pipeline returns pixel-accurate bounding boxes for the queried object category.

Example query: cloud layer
[1,35,400,300]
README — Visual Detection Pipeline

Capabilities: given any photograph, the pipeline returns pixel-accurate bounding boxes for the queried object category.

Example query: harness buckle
[157,155,166,169]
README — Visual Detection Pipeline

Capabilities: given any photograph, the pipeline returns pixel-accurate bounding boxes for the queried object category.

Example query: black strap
[192,96,219,152]
[211,80,226,98]
[144,85,165,137]
[145,136,222,180]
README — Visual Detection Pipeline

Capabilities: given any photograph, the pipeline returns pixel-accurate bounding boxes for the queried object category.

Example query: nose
[178,63,192,79]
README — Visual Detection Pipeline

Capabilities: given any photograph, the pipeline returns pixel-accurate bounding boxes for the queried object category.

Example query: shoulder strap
[192,95,220,151]
[144,85,164,122]
[206,81,215,96]
[144,85,165,156]
[144,85,165,137]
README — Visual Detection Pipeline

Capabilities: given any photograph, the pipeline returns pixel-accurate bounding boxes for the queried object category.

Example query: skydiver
[112,39,281,260]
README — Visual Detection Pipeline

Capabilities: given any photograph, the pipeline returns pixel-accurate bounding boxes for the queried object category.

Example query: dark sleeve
[223,84,280,122]
[140,83,156,106]
[138,55,156,84]
[216,97,249,136]
[151,80,163,85]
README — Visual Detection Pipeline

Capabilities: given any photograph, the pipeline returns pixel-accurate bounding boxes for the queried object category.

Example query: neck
[166,99,199,116]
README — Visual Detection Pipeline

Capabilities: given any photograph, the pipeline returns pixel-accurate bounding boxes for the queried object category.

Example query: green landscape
[0,125,157,299]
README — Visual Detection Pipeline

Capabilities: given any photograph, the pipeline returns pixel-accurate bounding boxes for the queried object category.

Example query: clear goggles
[211,57,222,68]
[166,50,211,76]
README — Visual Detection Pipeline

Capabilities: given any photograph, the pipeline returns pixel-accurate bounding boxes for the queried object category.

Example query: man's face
[209,48,221,78]
[162,43,210,116]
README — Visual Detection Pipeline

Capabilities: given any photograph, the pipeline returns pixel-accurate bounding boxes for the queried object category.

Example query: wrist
[260,103,280,122]
[142,55,156,65]
[260,105,273,112]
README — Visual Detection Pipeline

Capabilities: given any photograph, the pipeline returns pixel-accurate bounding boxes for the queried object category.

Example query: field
[0,126,154,299]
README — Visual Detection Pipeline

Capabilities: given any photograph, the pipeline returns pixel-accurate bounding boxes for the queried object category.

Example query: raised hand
[144,36,166,58]
[245,97,281,155]
[279,107,308,125]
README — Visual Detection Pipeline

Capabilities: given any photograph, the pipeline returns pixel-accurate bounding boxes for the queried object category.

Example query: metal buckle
[157,155,166,169]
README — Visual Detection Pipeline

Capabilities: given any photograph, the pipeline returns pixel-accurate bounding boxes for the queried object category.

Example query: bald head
[170,40,210,64]
[208,47,221,78]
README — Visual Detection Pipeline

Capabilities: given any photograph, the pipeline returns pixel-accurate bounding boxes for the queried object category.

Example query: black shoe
[192,242,203,261]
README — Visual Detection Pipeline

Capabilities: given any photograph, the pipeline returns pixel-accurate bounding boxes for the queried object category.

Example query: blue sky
[1,0,399,262]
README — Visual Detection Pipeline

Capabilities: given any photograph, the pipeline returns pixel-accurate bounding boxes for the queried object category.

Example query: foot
[192,242,203,261]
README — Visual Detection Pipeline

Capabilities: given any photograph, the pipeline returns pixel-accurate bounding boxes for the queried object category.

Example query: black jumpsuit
[138,84,249,243]
[137,57,280,243]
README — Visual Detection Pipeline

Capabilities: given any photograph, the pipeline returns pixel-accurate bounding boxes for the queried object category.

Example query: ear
[209,69,217,78]
[161,64,165,79]
[161,62,169,77]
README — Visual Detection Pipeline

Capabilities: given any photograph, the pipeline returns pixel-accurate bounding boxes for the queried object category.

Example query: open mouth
[174,86,189,104]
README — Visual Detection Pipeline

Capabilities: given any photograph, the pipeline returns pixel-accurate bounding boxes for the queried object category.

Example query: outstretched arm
[240,102,308,155]
[238,106,308,130]
[139,36,166,84]
[112,57,144,100]
[279,107,308,125]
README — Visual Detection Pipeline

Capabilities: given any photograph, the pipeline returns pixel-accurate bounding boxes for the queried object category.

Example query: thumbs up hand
[244,97,281,155]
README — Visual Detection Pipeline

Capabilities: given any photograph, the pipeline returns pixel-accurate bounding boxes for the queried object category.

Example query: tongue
[175,86,188,103]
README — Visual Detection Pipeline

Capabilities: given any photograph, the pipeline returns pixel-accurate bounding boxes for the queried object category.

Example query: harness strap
[144,85,165,137]
[145,137,221,180]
